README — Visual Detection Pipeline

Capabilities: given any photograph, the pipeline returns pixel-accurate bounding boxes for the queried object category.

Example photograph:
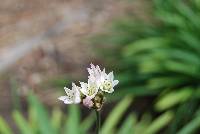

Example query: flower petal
[103,88,114,93]
[64,87,72,95]
[58,96,73,104]
[108,72,114,81]
[80,82,88,96]
[113,80,119,87]
[72,83,81,103]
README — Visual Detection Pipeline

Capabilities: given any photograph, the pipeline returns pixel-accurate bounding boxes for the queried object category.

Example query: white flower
[100,71,119,93]
[80,79,99,99]
[87,63,102,87]
[58,63,119,110]
[58,83,81,104]
[87,63,119,93]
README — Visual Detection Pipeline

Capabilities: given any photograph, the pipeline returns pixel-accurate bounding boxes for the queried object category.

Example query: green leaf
[175,1,200,30]
[144,111,174,134]
[118,114,136,134]
[101,96,133,134]
[148,76,187,90]
[178,31,200,55]
[156,11,186,28]
[28,106,38,134]
[12,111,33,134]
[164,60,200,77]
[155,88,193,111]
[177,112,200,134]
[167,48,200,65]
[28,94,56,134]
[80,113,95,133]
[51,107,62,133]
[123,37,169,57]
[134,113,151,134]
[64,105,81,134]
[0,116,13,134]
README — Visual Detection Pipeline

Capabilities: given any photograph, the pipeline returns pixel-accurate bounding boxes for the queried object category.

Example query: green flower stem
[95,110,101,134]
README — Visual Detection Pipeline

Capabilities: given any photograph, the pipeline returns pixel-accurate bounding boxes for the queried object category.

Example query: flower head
[58,63,119,111]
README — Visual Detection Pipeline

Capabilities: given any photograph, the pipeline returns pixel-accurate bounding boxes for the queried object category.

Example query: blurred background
[0,0,200,134]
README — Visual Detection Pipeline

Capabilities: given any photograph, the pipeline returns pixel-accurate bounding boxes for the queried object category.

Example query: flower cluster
[58,64,119,111]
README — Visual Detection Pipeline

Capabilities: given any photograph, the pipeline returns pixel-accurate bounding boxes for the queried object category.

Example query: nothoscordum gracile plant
[58,64,119,134]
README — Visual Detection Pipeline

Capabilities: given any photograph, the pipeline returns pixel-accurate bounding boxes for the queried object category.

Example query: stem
[95,110,101,134]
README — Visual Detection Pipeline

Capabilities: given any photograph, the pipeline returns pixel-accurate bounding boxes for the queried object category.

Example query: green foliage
[143,111,173,134]
[93,0,200,133]
[117,114,136,134]
[13,111,34,134]
[64,105,80,134]
[0,94,87,134]
[0,94,175,134]
[101,96,133,134]
[28,94,56,134]
[80,112,96,133]
[0,116,13,134]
